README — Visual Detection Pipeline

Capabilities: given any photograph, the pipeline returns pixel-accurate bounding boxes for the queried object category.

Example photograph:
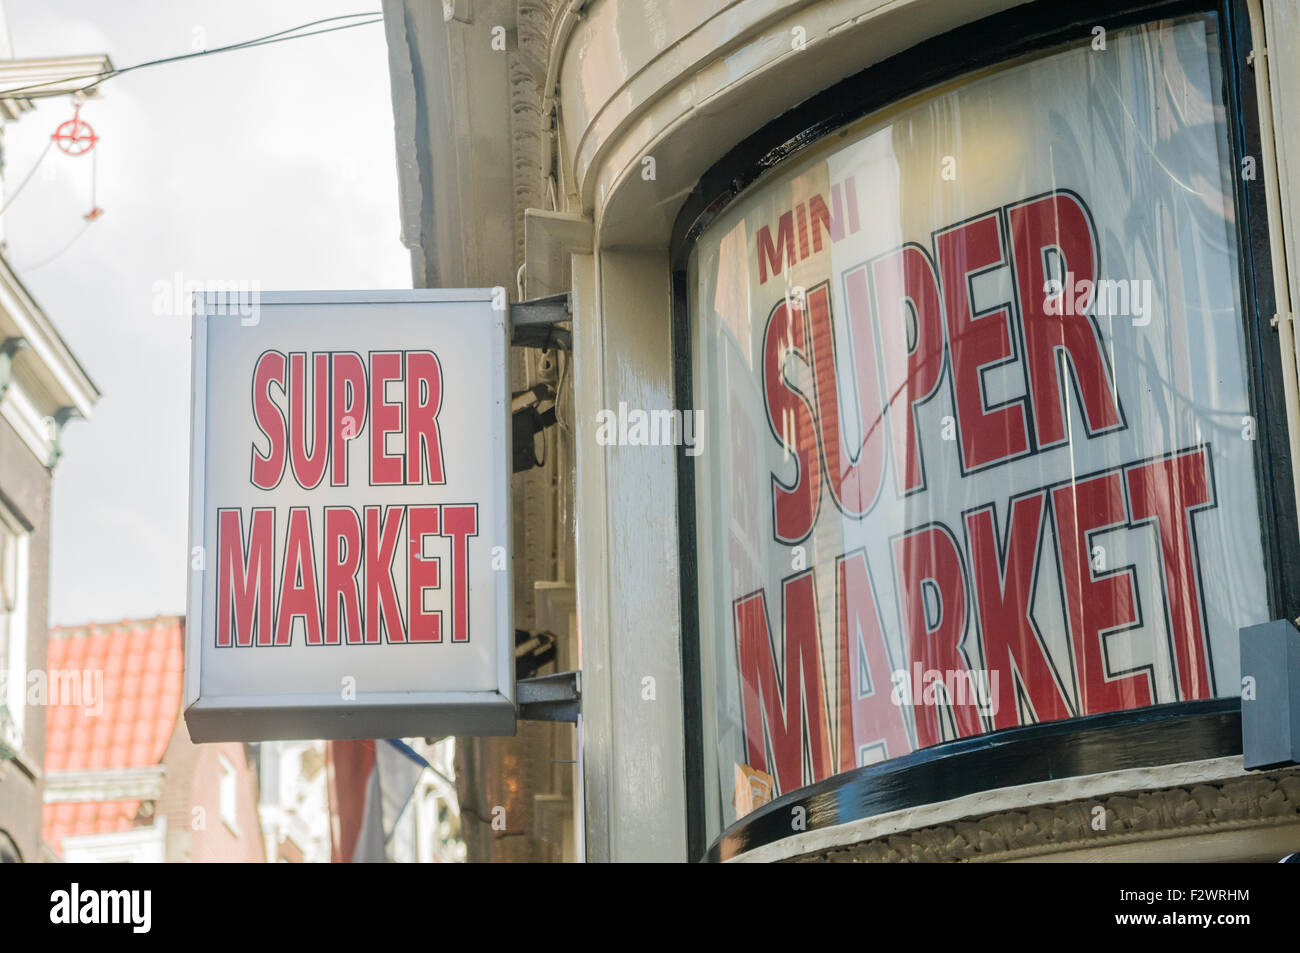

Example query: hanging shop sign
[689,16,1271,836]
[185,290,513,742]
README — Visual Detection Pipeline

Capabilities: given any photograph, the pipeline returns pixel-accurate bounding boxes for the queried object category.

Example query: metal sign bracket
[517,670,581,723]
[510,293,571,350]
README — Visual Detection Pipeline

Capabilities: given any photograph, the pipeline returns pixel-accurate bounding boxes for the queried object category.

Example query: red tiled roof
[42,617,184,853]
[43,800,150,846]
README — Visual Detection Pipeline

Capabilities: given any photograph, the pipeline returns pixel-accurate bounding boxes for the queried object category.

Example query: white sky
[1,1,410,625]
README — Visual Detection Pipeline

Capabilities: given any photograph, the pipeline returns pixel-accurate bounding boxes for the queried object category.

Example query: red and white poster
[689,17,1268,833]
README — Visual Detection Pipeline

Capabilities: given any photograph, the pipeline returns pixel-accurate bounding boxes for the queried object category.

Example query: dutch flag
[327,739,434,862]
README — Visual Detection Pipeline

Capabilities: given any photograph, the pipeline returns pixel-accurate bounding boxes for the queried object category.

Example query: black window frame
[670,0,1298,862]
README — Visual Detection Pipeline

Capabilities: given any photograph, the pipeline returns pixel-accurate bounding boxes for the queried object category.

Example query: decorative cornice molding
[45,765,167,804]
[510,0,561,267]
[791,768,1300,862]
[0,256,99,418]
[0,376,56,468]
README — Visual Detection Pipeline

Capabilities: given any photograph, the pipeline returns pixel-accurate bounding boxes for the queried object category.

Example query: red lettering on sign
[442,504,478,643]
[756,179,860,284]
[1051,472,1152,715]
[324,507,363,645]
[892,524,984,746]
[1125,448,1214,701]
[250,352,287,491]
[808,279,887,517]
[936,212,1031,470]
[734,573,835,795]
[757,212,796,285]
[330,353,368,487]
[837,550,911,768]
[407,505,442,643]
[370,352,405,486]
[364,505,407,643]
[1008,193,1123,448]
[965,494,1072,728]
[276,506,322,645]
[405,352,445,485]
[808,189,841,251]
[762,297,822,543]
[288,352,330,490]
[795,203,810,261]
[216,507,275,647]
[873,245,946,495]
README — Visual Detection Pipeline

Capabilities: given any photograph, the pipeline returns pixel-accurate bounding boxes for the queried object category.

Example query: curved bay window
[676,5,1296,857]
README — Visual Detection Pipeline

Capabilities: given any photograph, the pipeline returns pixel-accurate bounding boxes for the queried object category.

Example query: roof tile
[42,617,184,854]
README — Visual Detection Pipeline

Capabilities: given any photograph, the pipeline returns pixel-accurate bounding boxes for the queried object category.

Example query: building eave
[0,53,114,118]
[380,0,520,290]
[0,254,100,419]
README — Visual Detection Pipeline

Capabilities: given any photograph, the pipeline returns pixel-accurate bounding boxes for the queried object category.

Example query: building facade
[0,265,98,863]
[43,618,264,863]
[258,741,332,864]
[382,0,1300,861]
[0,38,109,864]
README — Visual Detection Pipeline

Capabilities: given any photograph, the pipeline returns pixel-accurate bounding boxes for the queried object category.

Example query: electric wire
[0,137,52,216]
[12,140,102,272]
[13,220,89,271]
[3,13,383,268]
[0,12,383,100]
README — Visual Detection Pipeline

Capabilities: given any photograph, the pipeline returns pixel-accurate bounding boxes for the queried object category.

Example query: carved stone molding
[792,768,1300,862]
[509,0,561,267]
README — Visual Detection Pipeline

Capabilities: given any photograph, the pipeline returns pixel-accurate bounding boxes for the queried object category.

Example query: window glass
[688,16,1268,842]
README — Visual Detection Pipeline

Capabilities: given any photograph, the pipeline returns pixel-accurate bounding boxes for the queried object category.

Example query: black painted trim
[1221,2,1300,622]
[707,699,1243,862]
[672,269,707,861]
[669,0,1294,862]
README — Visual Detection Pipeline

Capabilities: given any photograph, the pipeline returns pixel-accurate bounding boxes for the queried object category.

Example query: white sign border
[184,289,515,742]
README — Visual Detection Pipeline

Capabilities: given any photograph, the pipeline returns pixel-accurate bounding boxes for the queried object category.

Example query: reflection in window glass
[688,16,1267,843]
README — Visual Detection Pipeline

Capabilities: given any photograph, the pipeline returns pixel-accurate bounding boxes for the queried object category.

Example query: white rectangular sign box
[186,290,514,742]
